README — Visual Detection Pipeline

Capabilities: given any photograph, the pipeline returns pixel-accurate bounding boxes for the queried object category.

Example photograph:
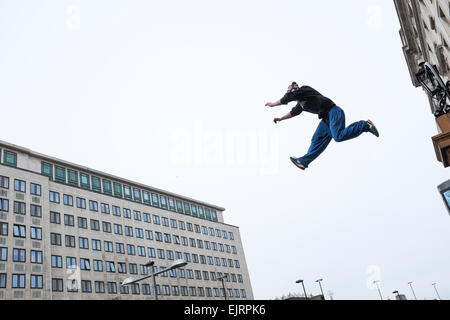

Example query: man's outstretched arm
[274,112,293,124]
[265,100,282,107]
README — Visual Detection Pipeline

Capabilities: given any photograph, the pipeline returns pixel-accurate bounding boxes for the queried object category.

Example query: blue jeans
[296,106,369,168]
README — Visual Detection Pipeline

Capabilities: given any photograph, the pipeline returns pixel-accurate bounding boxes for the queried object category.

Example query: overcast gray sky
[1,0,449,300]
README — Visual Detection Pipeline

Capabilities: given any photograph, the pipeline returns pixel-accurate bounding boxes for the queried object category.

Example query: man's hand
[265,102,274,107]
[273,118,282,124]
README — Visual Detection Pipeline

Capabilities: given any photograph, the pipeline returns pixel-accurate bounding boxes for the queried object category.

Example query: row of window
[39,162,220,222]
[1,241,241,269]
[0,274,247,298]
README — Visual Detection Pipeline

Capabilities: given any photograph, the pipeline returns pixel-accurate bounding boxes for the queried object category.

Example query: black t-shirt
[280,85,336,119]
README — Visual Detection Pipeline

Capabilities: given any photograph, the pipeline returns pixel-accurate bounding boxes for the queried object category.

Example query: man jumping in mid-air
[266,82,379,170]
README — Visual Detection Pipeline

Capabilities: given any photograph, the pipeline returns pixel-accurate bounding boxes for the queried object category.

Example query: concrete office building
[394,0,450,107]
[0,140,253,300]
[394,0,450,168]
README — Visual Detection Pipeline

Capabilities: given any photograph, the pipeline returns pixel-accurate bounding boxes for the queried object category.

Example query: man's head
[287,82,300,93]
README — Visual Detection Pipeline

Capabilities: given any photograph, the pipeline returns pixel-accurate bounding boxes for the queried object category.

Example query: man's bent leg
[296,120,332,168]
[328,106,369,142]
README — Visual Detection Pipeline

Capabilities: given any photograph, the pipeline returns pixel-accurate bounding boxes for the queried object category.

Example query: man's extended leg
[328,106,369,142]
[294,120,332,168]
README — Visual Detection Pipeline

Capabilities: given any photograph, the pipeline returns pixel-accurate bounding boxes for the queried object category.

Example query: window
[143,212,151,223]
[211,210,218,222]
[123,185,132,200]
[0,176,9,189]
[112,205,121,216]
[78,217,87,229]
[12,274,25,288]
[179,221,185,230]
[80,173,90,189]
[198,287,205,297]
[95,281,105,293]
[133,188,141,202]
[127,244,136,255]
[79,237,89,249]
[81,280,92,293]
[181,236,188,246]
[14,179,26,192]
[41,162,53,180]
[145,230,153,240]
[0,223,7,236]
[65,235,76,248]
[30,227,42,240]
[108,282,117,294]
[123,208,131,219]
[89,200,98,212]
[133,210,141,221]
[176,200,184,213]
[157,249,165,259]
[13,248,26,262]
[104,241,113,252]
[49,191,60,203]
[229,232,235,240]
[190,287,197,297]
[30,204,42,217]
[90,219,100,231]
[167,250,174,260]
[142,284,151,295]
[92,239,101,251]
[155,232,163,242]
[178,269,186,279]
[138,246,146,257]
[129,264,138,275]
[162,285,170,296]
[102,221,112,233]
[13,224,26,238]
[241,289,247,298]
[67,169,78,186]
[191,204,198,217]
[172,285,180,296]
[125,226,133,237]
[152,215,160,225]
[106,261,116,273]
[164,233,171,243]
[113,182,122,197]
[205,208,211,220]
[4,150,17,167]
[101,203,110,214]
[148,247,156,258]
[135,228,143,238]
[168,197,176,211]
[55,166,66,183]
[192,254,199,263]
[80,258,91,270]
[183,202,191,215]
[50,233,61,246]
[116,243,125,254]
[173,235,180,245]
[160,195,168,209]
[102,179,112,195]
[143,191,151,205]
[30,183,41,196]
[198,206,205,219]
[162,217,169,227]
[91,176,101,192]
[131,283,140,295]
[194,224,201,233]
[13,201,26,215]
[52,278,63,292]
[114,224,123,235]
[64,214,75,227]
[63,194,73,206]
[76,197,86,209]
[151,193,160,207]
[51,255,62,268]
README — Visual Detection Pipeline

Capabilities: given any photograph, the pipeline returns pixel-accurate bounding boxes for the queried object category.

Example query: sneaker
[290,157,306,170]
[367,120,379,137]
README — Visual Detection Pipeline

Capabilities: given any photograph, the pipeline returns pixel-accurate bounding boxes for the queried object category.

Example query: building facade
[394,0,450,113]
[0,140,253,300]
[395,0,450,168]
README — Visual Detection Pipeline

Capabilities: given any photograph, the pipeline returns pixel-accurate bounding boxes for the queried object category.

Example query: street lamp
[296,280,308,300]
[408,282,418,300]
[217,275,228,300]
[432,283,442,300]
[121,259,188,300]
[373,280,383,300]
[315,279,325,300]
[393,290,400,300]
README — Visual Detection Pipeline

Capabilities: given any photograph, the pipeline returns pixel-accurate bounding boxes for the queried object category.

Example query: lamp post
[408,282,418,300]
[121,259,188,300]
[373,280,383,300]
[315,279,325,300]
[296,280,308,300]
[432,283,442,300]
[217,275,228,300]
[393,290,400,300]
